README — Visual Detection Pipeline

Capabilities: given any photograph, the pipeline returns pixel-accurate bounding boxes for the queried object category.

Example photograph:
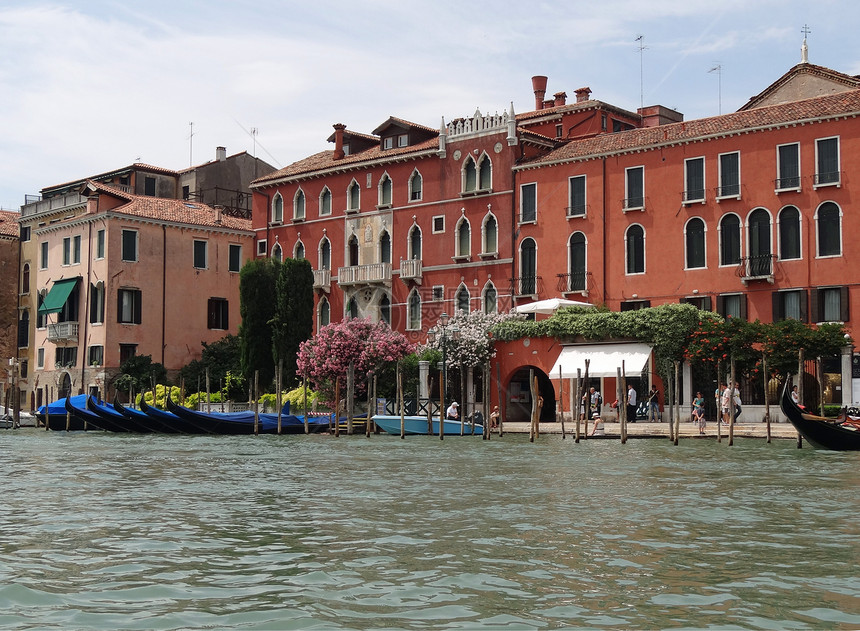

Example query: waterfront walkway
[501,420,799,439]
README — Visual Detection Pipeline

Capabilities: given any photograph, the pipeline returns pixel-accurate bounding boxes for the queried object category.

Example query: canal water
[1,431,859,630]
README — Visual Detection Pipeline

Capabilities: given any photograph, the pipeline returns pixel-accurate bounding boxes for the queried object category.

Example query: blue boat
[372,415,483,436]
[166,398,330,434]
[38,395,102,431]
[86,396,158,433]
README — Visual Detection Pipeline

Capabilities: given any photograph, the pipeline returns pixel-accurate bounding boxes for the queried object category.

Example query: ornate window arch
[347,179,360,211]
[408,224,422,260]
[456,284,470,314]
[407,289,421,330]
[380,293,391,325]
[293,189,306,220]
[318,297,331,328]
[482,211,498,254]
[483,281,497,314]
[378,172,393,207]
[409,169,423,201]
[271,192,284,223]
[463,155,477,192]
[318,236,331,270]
[379,229,391,264]
[319,186,332,216]
[294,239,305,260]
[455,216,471,257]
[477,152,492,189]
[271,242,283,262]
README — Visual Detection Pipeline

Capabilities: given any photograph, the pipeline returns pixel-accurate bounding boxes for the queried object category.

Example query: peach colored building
[22,182,252,406]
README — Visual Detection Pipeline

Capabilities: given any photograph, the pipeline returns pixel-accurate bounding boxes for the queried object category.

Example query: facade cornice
[514,109,860,171]
[33,211,254,237]
[251,149,440,190]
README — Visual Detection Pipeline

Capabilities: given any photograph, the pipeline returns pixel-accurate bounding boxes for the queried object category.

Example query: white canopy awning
[514,298,594,315]
[549,343,653,379]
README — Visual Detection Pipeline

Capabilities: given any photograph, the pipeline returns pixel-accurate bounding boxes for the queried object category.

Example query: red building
[252,56,860,418]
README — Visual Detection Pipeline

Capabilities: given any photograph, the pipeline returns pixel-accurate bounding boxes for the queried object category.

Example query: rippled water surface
[1,430,859,630]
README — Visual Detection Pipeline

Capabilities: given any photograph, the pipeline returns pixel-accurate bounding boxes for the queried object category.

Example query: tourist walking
[719,382,730,425]
[732,382,743,423]
[692,391,706,433]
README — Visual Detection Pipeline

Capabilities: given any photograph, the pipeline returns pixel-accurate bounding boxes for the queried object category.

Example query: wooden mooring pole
[558,366,566,439]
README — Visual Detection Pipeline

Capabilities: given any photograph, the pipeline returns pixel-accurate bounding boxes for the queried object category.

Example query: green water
[1,431,858,630]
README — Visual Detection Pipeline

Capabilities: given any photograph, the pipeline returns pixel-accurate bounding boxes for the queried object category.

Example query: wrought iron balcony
[400,258,422,283]
[738,254,775,284]
[556,271,589,293]
[337,262,391,286]
[511,275,541,297]
[814,171,840,186]
[47,321,79,342]
[682,189,705,203]
[313,269,331,292]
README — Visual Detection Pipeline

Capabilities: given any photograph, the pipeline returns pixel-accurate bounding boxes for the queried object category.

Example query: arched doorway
[59,372,72,400]
[506,365,556,422]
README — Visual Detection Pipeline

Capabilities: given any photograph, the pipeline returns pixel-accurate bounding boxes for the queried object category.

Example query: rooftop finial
[801,24,811,64]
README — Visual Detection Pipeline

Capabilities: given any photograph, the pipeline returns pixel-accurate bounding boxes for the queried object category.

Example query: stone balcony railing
[47,321,79,342]
[313,269,331,292]
[400,258,422,283]
[337,262,391,287]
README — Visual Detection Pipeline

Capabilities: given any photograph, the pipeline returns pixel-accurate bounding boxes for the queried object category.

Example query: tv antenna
[708,64,722,115]
[188,122,195,167]
[251,127,258,158]
[635,35,648,109]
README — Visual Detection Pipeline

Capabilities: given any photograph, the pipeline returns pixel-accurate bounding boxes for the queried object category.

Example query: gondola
[112,397,184,434]
[780,380,860,451]
[165,398,329,434]
[63,395,115,432]
[139,398,212,434]
[86,396,157,433]
[37,395,89,431]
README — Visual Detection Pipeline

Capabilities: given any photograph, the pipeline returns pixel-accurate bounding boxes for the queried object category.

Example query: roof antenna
[708,64,722,115]
[188,122,194,167]
[635,35,648,109]
[801,24,810,64]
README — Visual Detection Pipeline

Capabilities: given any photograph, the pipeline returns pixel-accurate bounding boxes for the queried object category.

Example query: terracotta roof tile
[88,181,251,231]
[0,209,21,238]
[521,89,860,167]
[253,136,441,186]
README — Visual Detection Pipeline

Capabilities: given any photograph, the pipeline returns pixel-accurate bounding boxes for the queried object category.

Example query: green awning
[38,277,80,315]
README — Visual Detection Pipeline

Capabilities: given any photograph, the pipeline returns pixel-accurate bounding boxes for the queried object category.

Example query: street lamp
[427,312,460,438]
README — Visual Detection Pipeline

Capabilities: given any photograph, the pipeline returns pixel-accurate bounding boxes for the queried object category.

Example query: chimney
[553,92,567,107]
[216,146,226,162]
[532,75,548,110]
[213,204,223,224]
[333,123,346,160]
[86,193,99,214]
[575,87,592,103]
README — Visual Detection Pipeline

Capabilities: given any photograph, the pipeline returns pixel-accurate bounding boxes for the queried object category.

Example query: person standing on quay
[648,385,660,422]
[626,383,638,423]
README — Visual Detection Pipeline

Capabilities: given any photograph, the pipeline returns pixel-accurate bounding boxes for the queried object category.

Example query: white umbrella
[514,297,594,315]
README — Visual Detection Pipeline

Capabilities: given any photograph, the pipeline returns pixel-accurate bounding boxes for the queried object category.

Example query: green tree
[238,257,280,388]
[179,334,242,394]
[272,257,314,388]
[113,354,167,395]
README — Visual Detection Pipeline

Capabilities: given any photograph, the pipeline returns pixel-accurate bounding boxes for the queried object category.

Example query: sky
[1,0,858,211]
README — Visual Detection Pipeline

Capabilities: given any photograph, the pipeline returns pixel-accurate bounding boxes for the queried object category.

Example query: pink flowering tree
[297,317,414,405]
